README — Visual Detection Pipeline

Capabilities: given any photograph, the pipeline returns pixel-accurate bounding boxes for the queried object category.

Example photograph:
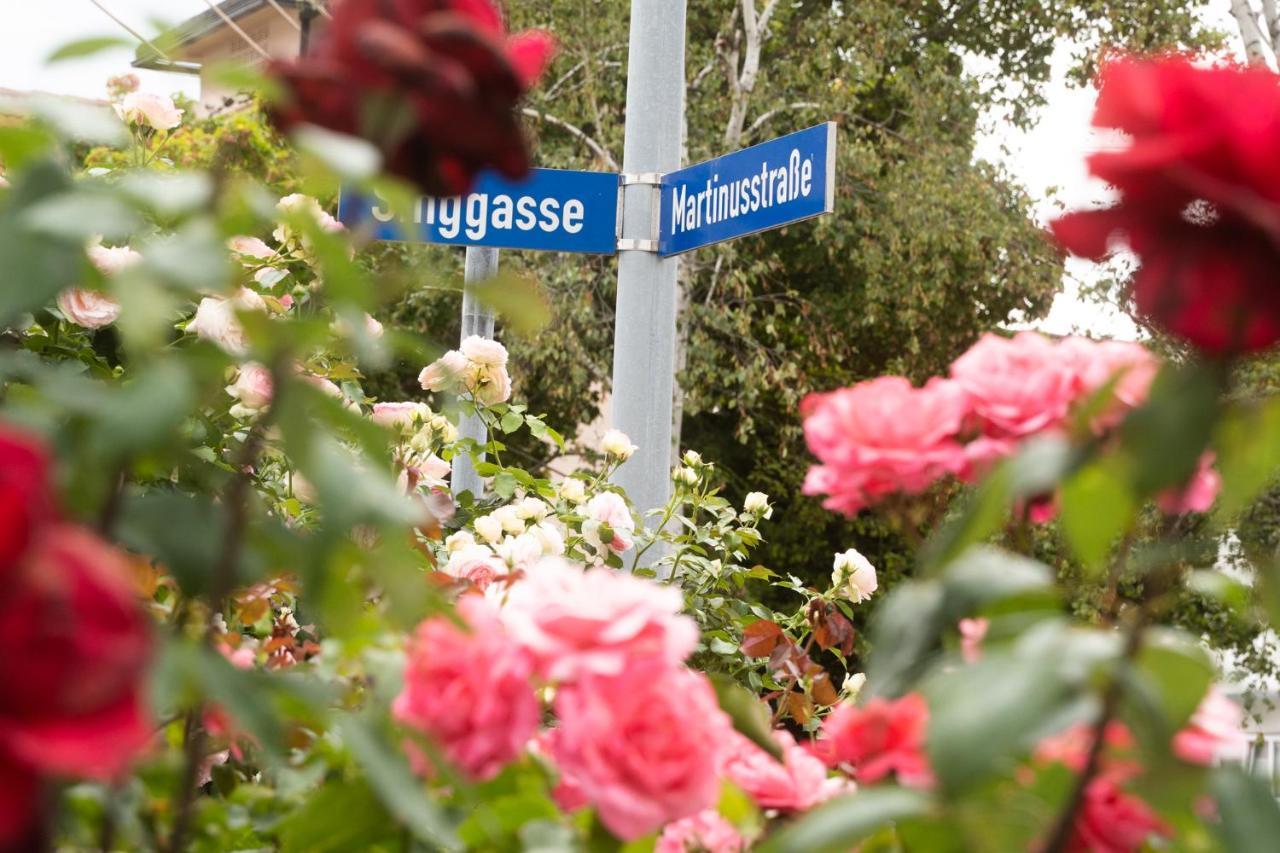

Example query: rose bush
[0,23,1277,853]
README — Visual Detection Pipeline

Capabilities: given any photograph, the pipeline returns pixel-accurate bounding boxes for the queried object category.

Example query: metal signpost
[341,17,837,547]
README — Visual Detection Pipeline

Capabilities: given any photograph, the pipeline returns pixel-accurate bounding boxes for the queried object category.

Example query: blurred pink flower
[802,376,971,515]
[814,694,934,788]
[1173,686,1245,766]
[1156,453,1221,515]
[958,617,989,664]
[441,544,506,591]
[657,810,744,853]
[1069,776,1169,853]
[57,288,120,329]
[1060,337,1159,429]
[582,491,636,553]
[552,668,729,841]
[719,729,850,813]
[393,597,539,781]
[950,332,1078,438]
[501,557,697,682]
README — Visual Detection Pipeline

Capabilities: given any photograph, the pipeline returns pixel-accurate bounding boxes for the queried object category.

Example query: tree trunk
[1230,0,1273,66]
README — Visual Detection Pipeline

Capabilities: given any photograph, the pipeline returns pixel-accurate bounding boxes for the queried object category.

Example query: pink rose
[418,350,468,391]
[441,544,506,591]
[460,335,508,367]
[87,244,142,276]
[657,810,744,853]
[393,597,539,781]
[467,362,513,406]
[719,729,850,813]
[814,694,934,787]
[501,557,697,682]
[1156,453,1221,515]
[227,236,275,259]
[117,91,183,130]
[189,288,266,355]
[958,617,989,664]
[371,402,427,430]
[950,332,1078,438]
[582,491,636,553]
[1069,776,1169,853]
[226,362,274,413]
[57,288,120,329]
[1173,687,1245,766]
[1060,338,1159,429]
[551,668,730,840]
[802,376,971,515]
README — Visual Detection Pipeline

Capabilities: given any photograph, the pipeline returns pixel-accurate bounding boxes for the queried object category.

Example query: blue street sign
[659,122,836,256]
[338,168,620,255]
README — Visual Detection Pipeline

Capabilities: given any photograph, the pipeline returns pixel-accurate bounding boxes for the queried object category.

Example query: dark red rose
[0,525,153,781]
[1050,56,1280,354]
[0,426,53,578]
[0,758,40,853]
[269,0,554,195]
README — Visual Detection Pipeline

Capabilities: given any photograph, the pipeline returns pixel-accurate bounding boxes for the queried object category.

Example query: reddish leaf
[741,620,784,658]
[811,673,840,706]
[783,691,815,724]
[812,604,856,656]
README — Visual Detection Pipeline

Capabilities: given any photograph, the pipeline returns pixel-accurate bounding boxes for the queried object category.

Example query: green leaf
[337,716,461,850]
[1128,629,1214,740]
[92,361,195,457]
[293,125,382,181]
[920,465,1009,572]
[1060,459,1136,574]
[279,778,396,852]
[117,171,214,219]
[471,271,551,336]
[0,161,82,325]
[28,96,128,146]
[1210,766,1280,853]
[191,644,285,759]
[1122,360,1221,496]
[1215,396,1280,517]
[115,490,228,596]
[709,674,784,761]
[500,410,524,433]
[759,789,930,853]
[46,35,130,62]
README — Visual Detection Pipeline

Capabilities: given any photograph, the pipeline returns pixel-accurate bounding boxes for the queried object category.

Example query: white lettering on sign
[370,190,589,241]
[669,147,816,236]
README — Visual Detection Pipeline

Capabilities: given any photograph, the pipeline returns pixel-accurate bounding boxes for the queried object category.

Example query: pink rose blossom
[441,544,506,591]
[1173,687,1245,766]
[189,288,266,355]
[227,236,275,259]
[460,335,508,366]
[582,491,636,553]
[657,810,744,853]
[551,668,730,841]
[1156,453,1221,515]
[118,91,183,130]
[719,730,851,813]
[371,402,428,430]
[468,363,513,406]
[419,350,468,391]
[502,557,697,681]
[814,694,934,787]
[950,332,1078,438]
[1060,337,1159,429]
[802,376,971,515]
[393,597,539,781]
[1068,776,1169,853]
[958,617,989,664]
[57,288,120,329]
[87,244,142,276]
[226,362,274,413]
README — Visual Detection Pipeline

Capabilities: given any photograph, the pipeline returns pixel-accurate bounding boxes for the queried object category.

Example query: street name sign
[658,122,836,256]
[338,167,620,255]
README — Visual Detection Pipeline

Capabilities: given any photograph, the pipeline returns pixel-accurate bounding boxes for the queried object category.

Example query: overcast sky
[0,0,1241,341]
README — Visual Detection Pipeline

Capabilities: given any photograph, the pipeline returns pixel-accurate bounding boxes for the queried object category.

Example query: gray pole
[611,0,687,535]
[452,246,498,499]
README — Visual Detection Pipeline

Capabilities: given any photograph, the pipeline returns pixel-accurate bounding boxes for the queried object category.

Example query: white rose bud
[832,548,878,603]
[559,477,587,504]
[601,428,637,460]
[474,514,503,544]
[674,466,699,486]
[842,672,867,699]
[743,491,772,519]
[444,531,476,553]
[515,496,550,521]
[682,449,702,466]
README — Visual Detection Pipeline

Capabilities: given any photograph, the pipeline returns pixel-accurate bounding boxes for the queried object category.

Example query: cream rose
[57,288,120,329]
[118,92,183,130]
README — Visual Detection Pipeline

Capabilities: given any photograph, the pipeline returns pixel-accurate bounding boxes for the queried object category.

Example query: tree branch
[521,107,619,171]
[747,101,821,136]
[1264,0,1280,53]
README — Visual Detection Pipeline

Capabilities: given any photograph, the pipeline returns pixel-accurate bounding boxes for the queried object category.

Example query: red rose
[1050,56,1280,354]
[813,693,935,788]
[0,427,53,577]
[0,759,40,852]
[1069,776,1170,853]
[0,525,153,781]
[269,0,554,195]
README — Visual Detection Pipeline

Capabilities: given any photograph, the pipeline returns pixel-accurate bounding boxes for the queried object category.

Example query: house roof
[132,0,304,70]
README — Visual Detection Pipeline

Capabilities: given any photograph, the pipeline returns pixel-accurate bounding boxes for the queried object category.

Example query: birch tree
[1229,0,1280,66]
